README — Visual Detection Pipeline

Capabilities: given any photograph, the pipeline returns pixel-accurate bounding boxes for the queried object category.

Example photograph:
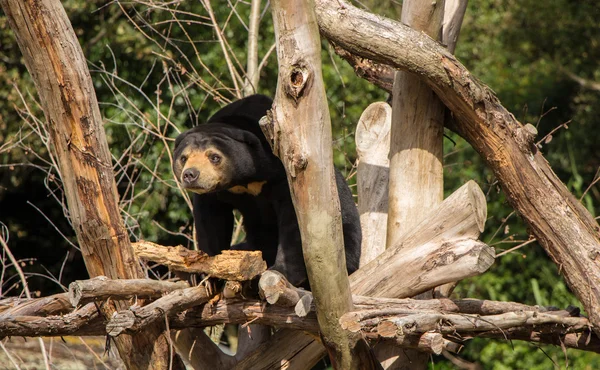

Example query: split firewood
[68,276,190,307]
[132,241,267,280]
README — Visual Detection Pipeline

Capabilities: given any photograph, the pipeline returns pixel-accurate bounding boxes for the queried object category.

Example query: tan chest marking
[228,181,267,196]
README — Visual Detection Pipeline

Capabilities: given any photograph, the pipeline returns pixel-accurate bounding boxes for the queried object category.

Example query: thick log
[352,239,494,298]
[315,0,600,332]
[234,329,324,370]
[355,102,392,265]
[0,1,183,367]
[107,284,212,337]
[69,276,189,307]
[386,0,445,250]
[350,181,490,298]
[133,241,267,280]
[267,0,375,368]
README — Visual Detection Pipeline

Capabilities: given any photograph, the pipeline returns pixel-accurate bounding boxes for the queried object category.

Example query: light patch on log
[132,241,266,281]
[355,101,392,266]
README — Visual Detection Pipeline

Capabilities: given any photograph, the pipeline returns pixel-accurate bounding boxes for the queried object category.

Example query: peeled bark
[0,1,182,368]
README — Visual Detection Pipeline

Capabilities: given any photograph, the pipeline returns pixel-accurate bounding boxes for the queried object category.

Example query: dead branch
[133,241,266,280]
[342,311,590,336]
[0,303,103,337]
[106,284,212,337]
[0,293,71,316]
[68,276,190,307]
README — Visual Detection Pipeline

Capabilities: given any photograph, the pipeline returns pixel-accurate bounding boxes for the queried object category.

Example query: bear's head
[172,95,281,195]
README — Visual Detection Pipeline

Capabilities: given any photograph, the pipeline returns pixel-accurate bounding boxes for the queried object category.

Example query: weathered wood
[385,333,445,355]
[68,276,189,307]
[234,329,324,370]
[386,0,446,250]
[237,181,489,367]
[0,293,71,316]
[342,311,590,336]
[354,238,494,299]
[133,241,267,280]
[350,182,490,298]
[107,284,212,337]
[355,102,392,265]
[0,1,183,368]
[435,0,469,299]
[3,296,598,356]
[315,0,600,332]
[0,303,103,337]
[267,0,375,368]
[258,270,310,307]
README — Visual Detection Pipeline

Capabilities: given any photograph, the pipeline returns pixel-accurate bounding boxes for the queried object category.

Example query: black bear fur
[172,95,361,287]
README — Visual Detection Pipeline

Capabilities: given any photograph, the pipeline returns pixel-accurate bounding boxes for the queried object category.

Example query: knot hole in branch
[284,64,311,104]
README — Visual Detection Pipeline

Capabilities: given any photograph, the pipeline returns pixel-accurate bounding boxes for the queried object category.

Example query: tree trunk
[0,1,183,368]
[266,1,375,368]
[315,0,600,333]
[383,1,446,367]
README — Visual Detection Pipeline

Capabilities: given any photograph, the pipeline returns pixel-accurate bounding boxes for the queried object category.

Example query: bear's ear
[174,130,191,150]
[208,95,272,124]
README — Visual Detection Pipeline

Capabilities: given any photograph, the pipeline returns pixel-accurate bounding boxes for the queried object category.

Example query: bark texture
[0,1,182,368]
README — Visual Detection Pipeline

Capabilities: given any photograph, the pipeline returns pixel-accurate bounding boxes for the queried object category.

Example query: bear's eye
[209,153,221,164]
[180,155,188,164]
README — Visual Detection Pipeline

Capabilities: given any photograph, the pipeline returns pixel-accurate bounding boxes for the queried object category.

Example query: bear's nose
[182,168,199,184]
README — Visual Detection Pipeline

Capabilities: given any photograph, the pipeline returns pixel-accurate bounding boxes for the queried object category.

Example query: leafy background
[1,0,599,368]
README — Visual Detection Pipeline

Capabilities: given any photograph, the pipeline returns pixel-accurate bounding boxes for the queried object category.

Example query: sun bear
[172,94,361,287]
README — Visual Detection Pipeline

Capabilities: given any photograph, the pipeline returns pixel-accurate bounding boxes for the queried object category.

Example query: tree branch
[68,276,190,307]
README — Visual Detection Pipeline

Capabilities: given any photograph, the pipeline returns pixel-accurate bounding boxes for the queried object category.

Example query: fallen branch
[106,284,212,336]
[132,241,267,281]
[69,276,190,307]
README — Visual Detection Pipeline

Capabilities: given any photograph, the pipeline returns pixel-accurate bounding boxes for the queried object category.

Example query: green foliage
[0,0,599,368]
